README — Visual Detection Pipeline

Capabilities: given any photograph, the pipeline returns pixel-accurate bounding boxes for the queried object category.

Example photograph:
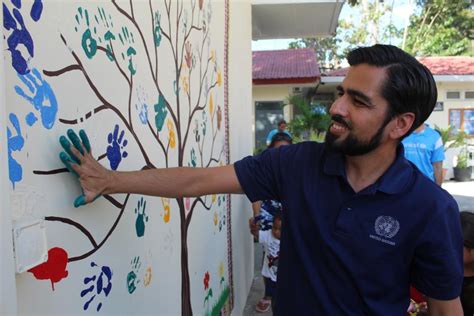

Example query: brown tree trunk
[179,199,193,316]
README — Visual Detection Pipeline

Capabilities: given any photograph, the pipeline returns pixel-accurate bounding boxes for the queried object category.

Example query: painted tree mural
[3,0,231,314]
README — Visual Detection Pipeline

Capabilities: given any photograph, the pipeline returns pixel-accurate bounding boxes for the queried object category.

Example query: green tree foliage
[404,0,473,56]
[286,95,331,143]
[289,0,401,70]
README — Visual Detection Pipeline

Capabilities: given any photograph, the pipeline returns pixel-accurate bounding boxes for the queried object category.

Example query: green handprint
[153,11,162,47]
[118,26,136,75]
[127,256,141,294]
[75,7,115,61]
[59,129,97,208]
[154,94,167,132]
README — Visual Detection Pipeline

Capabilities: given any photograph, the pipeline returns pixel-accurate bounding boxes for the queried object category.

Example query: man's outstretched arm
[61,129,243,205]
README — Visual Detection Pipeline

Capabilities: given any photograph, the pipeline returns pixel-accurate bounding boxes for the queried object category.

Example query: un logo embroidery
[374,216,400,239]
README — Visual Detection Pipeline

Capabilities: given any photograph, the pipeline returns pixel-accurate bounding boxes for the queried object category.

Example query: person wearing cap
[59,44,463,315]
[266,120,291,146]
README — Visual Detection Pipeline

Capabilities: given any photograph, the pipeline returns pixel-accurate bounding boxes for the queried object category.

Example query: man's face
[278,123,287,132]
[325,64,393,156]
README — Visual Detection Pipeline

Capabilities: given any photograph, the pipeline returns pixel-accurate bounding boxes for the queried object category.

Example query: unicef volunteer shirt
[234,142,463,315]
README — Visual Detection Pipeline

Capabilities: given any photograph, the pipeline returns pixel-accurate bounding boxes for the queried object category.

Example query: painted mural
[3,0,231,314]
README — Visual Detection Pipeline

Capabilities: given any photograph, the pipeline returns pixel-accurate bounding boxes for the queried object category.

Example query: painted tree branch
[69,193,130,262]
[59,34,154,169]
[45,216,98,248]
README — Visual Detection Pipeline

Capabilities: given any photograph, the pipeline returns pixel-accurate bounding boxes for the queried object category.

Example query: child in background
[249,213,282,313]
[461,211,474,315]
[249,133,291,312]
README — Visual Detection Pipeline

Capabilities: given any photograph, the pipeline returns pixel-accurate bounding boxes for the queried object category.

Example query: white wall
[2,0,254,314]
[228,2,254,315]
[427,81,474,129]
[0,4,18,313]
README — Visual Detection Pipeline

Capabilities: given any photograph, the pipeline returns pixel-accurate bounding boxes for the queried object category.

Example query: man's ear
[389,112,415,140]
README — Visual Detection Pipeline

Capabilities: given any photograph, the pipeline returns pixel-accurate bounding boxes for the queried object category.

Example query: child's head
[272,213,282,240]
[461,211,474,266]
[269,132,292,149]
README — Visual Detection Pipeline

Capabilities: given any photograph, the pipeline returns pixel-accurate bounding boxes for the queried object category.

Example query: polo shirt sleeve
[234,147,283,203]
[431,135,445,163]
[410,198,463,300]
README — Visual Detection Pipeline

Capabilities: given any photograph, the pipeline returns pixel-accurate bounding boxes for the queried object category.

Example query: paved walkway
[242,181,473,315]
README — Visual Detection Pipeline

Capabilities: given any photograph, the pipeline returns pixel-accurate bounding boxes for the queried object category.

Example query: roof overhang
[252,0,344,40]
[253,77,319,85]
[321,75,474,84]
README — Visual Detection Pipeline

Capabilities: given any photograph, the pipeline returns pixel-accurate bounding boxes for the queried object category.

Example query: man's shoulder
[280,141,325,158]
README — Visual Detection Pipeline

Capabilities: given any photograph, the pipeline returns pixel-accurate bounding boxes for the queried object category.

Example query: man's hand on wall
[59,129,111,207]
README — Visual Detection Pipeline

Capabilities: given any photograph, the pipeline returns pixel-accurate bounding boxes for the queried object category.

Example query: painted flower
[204,271,210,290]
[213,212,218,226]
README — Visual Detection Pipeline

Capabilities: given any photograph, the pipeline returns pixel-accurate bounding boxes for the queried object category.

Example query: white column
[0,4,19,314]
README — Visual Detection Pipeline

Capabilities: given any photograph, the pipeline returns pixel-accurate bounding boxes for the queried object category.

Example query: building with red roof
[252,48,321,149]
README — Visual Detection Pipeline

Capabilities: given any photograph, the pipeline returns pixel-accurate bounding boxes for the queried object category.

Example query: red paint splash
[28,247,69,291]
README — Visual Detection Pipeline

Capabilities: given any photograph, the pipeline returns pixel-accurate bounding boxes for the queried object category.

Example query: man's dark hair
[461,211,474,249]
[278,120,287,126]
[347,44,437,136]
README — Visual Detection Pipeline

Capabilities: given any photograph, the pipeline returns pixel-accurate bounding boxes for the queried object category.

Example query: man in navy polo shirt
[60,44,463,315]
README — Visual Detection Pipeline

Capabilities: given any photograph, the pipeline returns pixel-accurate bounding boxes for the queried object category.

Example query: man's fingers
[59,152,79,177]
[67,129,85,155]
[59,136,80,164]
[79,129,91,153]
[74,194,86,208]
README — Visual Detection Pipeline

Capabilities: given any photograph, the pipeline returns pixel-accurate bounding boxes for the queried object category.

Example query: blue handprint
[81,262,113,312]
[135,197,149,238]
[3,0,43,75]
[15,68,58,129]
[135,87,149,125]
[7,113,25,188]
[106,125,128,170]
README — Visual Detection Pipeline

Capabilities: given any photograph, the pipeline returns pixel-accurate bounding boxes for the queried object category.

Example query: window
[465,91,474,99]
[446,91,461,99]
[449,108,474,136]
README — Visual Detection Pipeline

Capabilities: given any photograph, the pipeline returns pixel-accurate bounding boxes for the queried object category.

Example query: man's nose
[328,97,348,117]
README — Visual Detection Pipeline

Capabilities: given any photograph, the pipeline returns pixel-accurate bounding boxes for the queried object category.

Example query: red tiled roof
[323,56,474,77]
[252,48,320,84]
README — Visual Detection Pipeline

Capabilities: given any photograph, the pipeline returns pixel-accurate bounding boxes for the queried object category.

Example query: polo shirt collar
[323,144,413,195]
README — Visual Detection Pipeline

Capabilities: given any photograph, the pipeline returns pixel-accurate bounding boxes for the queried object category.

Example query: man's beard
[325,114,392,156]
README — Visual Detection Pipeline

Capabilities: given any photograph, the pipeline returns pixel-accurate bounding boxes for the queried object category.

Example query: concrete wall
[228,3,254,315]
[2,0,253,314]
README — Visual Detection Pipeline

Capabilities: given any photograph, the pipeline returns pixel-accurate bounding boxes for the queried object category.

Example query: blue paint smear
[106,125,128,170]
[15,68,58,129]
[7,113,24,188]
[25,112,37,126]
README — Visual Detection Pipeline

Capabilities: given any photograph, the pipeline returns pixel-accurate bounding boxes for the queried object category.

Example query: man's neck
[345,143,398,193]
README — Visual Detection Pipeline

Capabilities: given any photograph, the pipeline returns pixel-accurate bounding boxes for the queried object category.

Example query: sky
[251,0,416,51]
